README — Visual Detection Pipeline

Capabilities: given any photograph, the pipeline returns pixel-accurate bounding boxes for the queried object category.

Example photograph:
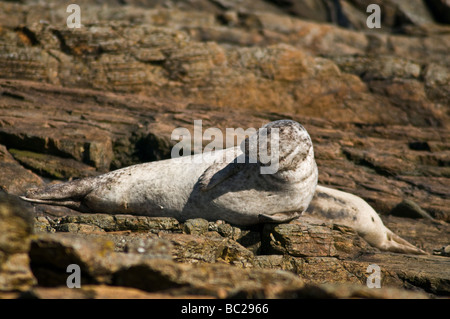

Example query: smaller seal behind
[305,186,426,255]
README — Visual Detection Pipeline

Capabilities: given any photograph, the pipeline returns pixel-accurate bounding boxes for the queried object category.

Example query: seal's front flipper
[199,158,245,191]
[258,211,302,223]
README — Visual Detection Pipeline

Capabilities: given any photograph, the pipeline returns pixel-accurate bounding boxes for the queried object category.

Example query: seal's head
[240,119,314,173]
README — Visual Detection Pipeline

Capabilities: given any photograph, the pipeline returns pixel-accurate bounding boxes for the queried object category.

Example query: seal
[21,120,318,226]
[20,119,426,254]
[304,185,426,255]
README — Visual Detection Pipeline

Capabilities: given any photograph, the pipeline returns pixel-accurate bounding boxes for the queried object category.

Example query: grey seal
[21,120,318,226]
[20,119,426,254]
[305,185,426,255]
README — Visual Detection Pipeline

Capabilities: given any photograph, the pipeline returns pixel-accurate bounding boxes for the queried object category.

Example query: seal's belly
[86,159,210,215]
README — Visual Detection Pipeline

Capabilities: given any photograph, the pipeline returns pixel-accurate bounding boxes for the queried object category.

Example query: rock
[254,248,450,296]
[267,0,329,23]
[216,222,235,238]
[353,252,450,296]
[29,232,180,286]
[25,210,450,297]
[118,236,173,260]
[423,63,450,105]
[254,254,363,286]
[289,282,429,299]
[113,215,182,233]
[38,216,255,267]
[159,232,255,267]
[54,223,105,234]
[427,0,450,24]
[269,0,437,32]
[334,55,422,81]
[254,255,298,273]
[182,218,209,235]
[0,16,447,126]
[392,0,436,27]
[390,199,434,220]
[8,149,99,180]
[113,258,305,298]
[58,214,117,232]
[19,280,430,299]
[56,214,182,233]
[212,221,261,254]
[0,145,43,195]
[236,229,262,254]
[33,216,55,234]
[29,233,118,286]
[24,284,215,299]
[262,218,371,258]
[0,191,36,291]
[0,0,449,300]
[0,124,114,173]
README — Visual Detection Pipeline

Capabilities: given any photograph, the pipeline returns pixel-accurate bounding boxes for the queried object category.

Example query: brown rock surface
[0,145,43,195]
[262,218,372,258]
[22,215,449,298]
[0,192,36,292]
[0,0,448,300]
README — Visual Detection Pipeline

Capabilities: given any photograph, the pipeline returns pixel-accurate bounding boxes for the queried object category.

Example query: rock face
[0,0,449,299]
[0,192,36,292]
[25,214,448,298]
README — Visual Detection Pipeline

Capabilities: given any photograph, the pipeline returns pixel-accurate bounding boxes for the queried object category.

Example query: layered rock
[26,214,450,297]
[0,0,448,299]
[0,192,36,292]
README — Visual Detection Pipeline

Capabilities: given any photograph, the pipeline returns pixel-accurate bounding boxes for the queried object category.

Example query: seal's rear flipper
[307,185,428,255]
[20,178,95,211]
[381,229,427,255]
[19,196,85,210]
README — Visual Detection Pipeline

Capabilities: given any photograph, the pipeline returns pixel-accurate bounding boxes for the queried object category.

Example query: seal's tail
[380,229,427,255]
[20,178,95,211]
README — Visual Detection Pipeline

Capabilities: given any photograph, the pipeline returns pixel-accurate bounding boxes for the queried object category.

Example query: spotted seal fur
[21,120,318,226]
[20,119,426,254]
[305,185,426,254]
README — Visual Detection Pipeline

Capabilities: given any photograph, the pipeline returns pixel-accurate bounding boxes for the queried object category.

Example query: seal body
[20,119,426,254]
[305,186,426,255]
[22,120,318,226]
